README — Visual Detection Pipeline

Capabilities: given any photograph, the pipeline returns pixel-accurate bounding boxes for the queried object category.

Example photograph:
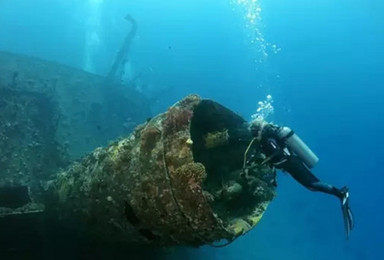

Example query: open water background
[0,0,383,259]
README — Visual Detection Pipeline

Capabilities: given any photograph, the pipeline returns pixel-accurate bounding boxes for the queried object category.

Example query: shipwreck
[0,52,275,250]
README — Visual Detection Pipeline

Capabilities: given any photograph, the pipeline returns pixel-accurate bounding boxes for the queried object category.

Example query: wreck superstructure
[0,51,150,217]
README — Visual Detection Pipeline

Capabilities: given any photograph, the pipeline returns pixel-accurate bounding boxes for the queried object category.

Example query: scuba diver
[248,119,354,239]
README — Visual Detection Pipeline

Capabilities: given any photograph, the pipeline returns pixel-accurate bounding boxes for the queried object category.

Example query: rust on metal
[48,95,276,246]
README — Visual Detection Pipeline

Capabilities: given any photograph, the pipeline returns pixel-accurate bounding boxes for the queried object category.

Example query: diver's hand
[340,187,354,239]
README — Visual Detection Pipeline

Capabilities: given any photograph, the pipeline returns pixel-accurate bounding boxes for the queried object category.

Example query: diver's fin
[340,187,354,240]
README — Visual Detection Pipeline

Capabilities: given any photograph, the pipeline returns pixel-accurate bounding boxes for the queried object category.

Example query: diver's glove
[340,186,354,239]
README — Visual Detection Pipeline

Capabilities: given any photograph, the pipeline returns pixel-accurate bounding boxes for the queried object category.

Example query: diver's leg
[310,182,343,198]
[281,156,342,198]
[281,156,353,238]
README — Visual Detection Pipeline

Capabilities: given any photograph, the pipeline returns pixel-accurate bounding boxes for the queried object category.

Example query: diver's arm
[260,138,289,167]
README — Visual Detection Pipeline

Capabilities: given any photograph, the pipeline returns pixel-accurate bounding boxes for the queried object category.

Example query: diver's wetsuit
[259,124,343,199]
[250,122,353,239]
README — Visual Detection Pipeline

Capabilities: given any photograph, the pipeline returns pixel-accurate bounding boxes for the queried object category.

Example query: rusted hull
[48,95,276,247]
[0,51,150,220]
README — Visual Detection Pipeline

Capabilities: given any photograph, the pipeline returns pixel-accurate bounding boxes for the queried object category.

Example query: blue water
[1,0,383,259]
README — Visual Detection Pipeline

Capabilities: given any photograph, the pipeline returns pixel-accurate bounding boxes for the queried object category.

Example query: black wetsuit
[259,124,343,199]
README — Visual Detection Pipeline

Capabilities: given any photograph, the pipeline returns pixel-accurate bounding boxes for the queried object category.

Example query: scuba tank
[277,126,319,168]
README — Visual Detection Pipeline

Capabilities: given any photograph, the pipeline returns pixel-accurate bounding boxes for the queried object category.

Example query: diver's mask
[250,118,267,141]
